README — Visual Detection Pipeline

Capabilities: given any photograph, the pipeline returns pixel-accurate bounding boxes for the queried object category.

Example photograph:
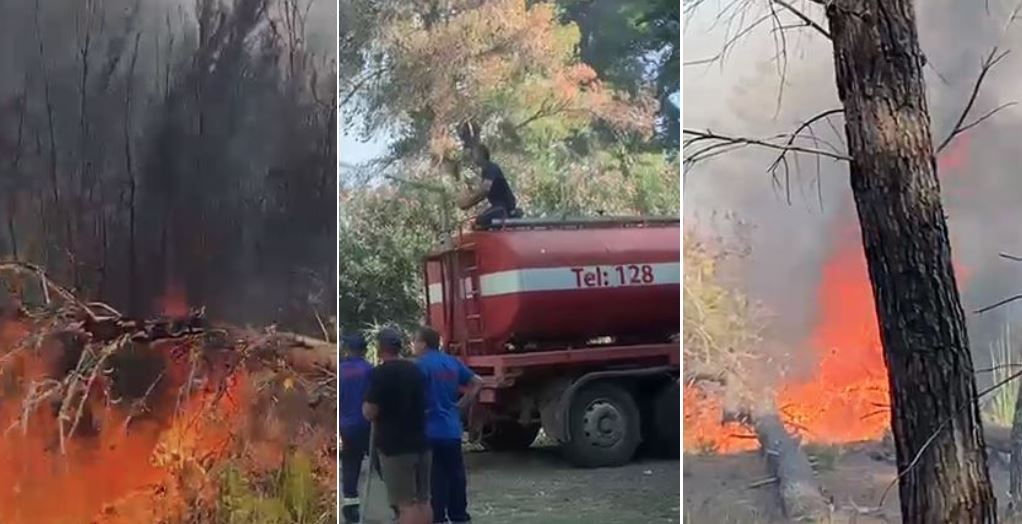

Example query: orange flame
[158,280,189,317]
[685,140,972,453]
[0,323,250,524]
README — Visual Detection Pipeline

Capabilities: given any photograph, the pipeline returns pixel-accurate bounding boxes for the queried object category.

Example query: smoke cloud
[684,0,1022,377]
[0,0,337,335]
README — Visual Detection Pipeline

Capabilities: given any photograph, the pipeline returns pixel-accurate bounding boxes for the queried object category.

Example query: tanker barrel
[489,216,680,229]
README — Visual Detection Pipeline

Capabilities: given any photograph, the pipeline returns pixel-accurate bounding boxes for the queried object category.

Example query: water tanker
[423,217,680,468]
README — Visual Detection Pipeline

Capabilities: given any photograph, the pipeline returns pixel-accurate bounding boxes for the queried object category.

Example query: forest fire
[683,232,891,452]
[0,318,248,523]
[684,138,973,453]
[0,271,336,524]
[158,280,190,318]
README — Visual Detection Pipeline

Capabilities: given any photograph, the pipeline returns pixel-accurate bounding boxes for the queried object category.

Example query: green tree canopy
[339,0,678,330]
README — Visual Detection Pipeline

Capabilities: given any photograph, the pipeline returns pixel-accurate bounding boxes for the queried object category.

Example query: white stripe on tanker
[427,262,679,305]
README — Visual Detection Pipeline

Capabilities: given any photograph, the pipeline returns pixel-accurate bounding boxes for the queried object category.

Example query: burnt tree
[827,1,995,522]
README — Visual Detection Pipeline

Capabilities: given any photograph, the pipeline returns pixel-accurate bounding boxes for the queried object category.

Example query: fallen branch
[748,476,780,489]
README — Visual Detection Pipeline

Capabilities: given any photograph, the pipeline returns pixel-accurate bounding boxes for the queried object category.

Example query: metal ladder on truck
[456,240,487,357]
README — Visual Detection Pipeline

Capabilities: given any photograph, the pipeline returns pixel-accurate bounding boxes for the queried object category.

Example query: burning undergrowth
[684,140,977,454]
[0,262,336,524]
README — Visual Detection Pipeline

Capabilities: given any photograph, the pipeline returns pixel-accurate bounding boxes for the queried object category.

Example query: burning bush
[682,232,763,387]
[684,222,896,454]
[682,232,768,452]
[0,263,336,524]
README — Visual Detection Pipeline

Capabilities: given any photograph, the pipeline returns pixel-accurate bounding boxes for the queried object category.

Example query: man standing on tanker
[457,144,518,228]
[414,326,482,523]
[339,334,373,524]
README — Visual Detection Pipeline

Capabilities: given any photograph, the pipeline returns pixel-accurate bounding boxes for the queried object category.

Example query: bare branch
[684,128,851,164]
[773,0,830,39]
[684,13,773,67]
[1001,252,1022,262]
[937,2,1022,153]
[937,47,1011,154]
[975,294,1022,315]
[767,108,844,172]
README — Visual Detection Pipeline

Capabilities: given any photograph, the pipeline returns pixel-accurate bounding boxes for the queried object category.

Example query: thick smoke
[685,0,1022,377]
[0,0,336,335]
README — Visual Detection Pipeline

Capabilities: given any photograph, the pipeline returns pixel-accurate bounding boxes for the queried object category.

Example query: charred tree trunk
[826,1,996,522]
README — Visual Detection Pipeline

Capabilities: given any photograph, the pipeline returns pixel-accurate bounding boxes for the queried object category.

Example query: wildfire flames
[684,138,972,453]
[0,286,333,523]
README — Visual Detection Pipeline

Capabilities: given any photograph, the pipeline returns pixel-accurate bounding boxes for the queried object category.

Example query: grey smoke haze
[0,0,337,335]
[685,0,1022,374]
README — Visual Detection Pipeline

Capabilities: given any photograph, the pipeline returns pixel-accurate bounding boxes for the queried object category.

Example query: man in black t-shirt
[363,327,433,524]
[458,144,518,228]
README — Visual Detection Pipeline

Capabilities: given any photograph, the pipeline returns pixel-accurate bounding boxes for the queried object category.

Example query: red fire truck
[423,216,680,467]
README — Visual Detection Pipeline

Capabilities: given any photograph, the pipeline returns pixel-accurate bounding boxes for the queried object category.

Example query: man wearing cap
[363,327,433,524]
[413,325,482,524]
[339,333,373,523]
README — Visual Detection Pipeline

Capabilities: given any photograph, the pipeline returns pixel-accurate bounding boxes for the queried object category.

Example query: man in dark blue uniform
[339,333,373,523]
[458,144,518,228]
[413,326,482,523]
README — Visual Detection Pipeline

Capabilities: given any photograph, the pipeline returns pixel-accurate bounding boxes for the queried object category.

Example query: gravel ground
[358,446,680,524]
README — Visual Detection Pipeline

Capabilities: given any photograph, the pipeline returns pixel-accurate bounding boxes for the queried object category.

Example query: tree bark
[746,412,829,521]
[826,1,996,522]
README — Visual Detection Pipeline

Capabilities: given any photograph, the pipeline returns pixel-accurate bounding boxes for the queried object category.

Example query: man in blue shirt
[339,333,373,524]
[414,326,482,523]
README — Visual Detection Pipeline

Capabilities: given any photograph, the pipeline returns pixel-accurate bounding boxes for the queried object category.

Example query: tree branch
[937,1,1022,153]
[976,294,1022,315]
[767,108,844,173]
[340,66,388,107]
[684,128,851,164]
[936,47,1011,154]
[773,0,830,39]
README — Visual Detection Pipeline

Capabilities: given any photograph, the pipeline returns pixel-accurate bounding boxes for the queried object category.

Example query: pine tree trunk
[826,1,996,522]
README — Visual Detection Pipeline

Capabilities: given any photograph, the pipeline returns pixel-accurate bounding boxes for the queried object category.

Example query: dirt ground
[358,446,680,523]
[683,441,1013,523]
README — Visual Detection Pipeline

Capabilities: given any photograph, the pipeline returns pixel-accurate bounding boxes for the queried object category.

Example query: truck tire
[652,380,680,457]
[480,421,541,452]
[563,382,641,468]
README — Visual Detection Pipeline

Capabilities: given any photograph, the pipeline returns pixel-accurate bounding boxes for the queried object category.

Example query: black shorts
[475,205,514,227]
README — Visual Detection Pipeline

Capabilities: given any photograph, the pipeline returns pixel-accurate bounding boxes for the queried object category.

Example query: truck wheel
[480,421,541,452]
[563,382,641,468]
[652,381,680,457]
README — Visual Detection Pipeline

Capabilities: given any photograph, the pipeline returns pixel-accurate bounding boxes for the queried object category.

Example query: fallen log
[274,332,336,373]
[729,410,830,521]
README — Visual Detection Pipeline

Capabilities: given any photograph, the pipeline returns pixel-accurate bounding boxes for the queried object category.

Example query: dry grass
[985,319,1020,428]
[683,231,764,401]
